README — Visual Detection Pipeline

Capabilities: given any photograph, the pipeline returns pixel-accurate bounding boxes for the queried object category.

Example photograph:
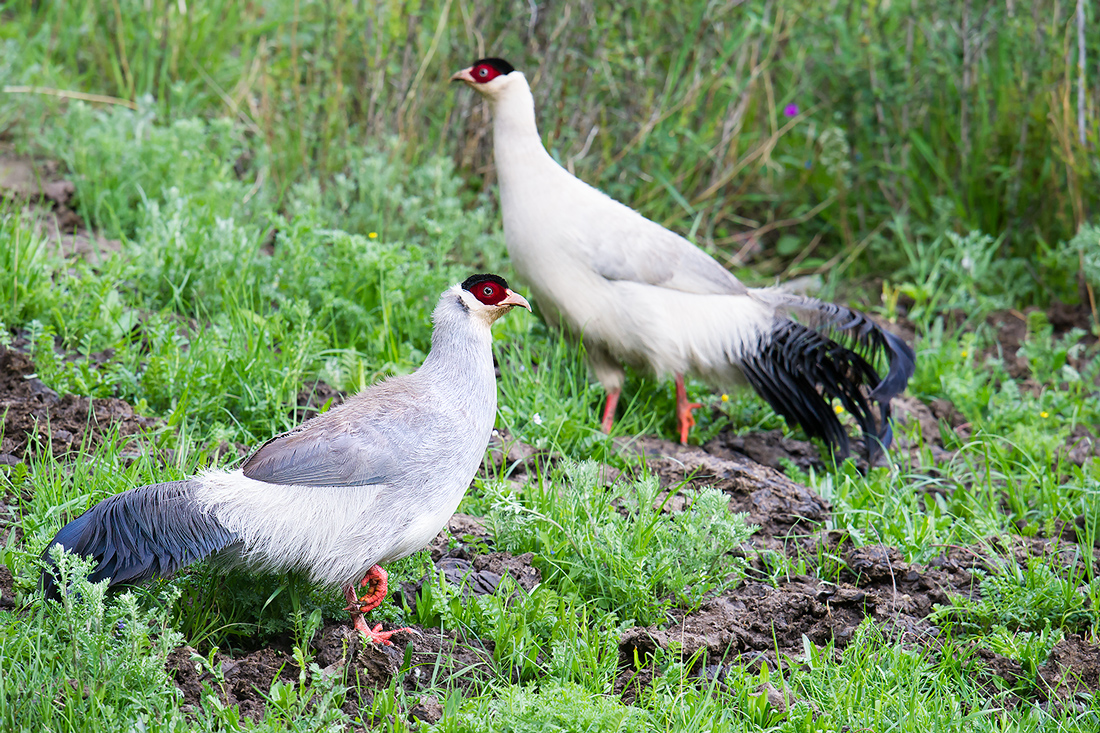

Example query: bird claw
[342,601,377,614]
[346,565,389,615]
[676,402,703,444]
[353,620,417,646]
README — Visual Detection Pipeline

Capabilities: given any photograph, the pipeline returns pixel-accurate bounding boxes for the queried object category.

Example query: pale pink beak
[450,67,476,84]
[500,289,532,312]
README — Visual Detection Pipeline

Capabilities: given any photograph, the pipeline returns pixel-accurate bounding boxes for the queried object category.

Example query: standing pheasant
[452,58,913,459]
[41,275,530,644]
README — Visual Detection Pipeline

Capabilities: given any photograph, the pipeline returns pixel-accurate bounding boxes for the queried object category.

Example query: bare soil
[615,434,829,554]
[0,345,158,463]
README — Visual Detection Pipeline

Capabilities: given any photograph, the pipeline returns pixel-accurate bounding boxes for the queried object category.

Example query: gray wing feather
[242,421,397,487]
[586,208,747,296]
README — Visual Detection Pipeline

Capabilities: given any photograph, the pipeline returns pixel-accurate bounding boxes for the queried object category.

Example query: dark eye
[482,285,494,296]
[477,67,488,78]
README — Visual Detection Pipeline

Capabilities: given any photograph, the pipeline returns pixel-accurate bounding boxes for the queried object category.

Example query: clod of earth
[0,565,15,610]
[0,345,158,463]
[402,551,542,616]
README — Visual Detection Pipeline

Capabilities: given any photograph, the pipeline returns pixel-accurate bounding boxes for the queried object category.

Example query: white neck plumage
[419,295,491,374]
[489,74,558,184]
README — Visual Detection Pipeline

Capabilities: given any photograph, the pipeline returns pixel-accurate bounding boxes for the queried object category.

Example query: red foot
[675,374,702,444]
[351,616,413,646]
[601,388,621,433]
[344,565,389,614]
[342,566,410,645]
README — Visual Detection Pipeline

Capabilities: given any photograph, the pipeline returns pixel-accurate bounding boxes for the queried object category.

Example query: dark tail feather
[40,480,235,599]
[740,306,915,462]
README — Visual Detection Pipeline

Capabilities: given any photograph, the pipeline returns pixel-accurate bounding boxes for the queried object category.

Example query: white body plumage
[487,72,775,393]
[194,283,500,586]
[453,59,914,455]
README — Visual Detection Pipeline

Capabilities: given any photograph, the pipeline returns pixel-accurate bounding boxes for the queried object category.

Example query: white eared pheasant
[452,58,914,459]
[41,275,530,644]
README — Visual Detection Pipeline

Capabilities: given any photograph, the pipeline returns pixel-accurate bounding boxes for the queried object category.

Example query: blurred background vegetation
[2,0,1096,303]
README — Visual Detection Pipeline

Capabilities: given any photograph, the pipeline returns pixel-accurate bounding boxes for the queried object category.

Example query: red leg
[355,564,389,614]
[675,374,702,444]
[601,388,621,433]
[342,565,413,646]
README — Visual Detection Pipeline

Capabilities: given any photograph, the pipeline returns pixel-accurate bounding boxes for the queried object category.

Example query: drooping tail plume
[740,296,915,461]
[41,480,236,599]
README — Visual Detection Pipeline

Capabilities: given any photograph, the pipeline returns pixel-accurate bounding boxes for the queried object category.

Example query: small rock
[409,694,443,724]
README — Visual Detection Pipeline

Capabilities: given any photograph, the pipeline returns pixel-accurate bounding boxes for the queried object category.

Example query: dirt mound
[166,542,540,723]
[403,550,542,616]
[617,535,1100,704]
[1043,635,1100,699]
[950,635,1100,705]
[0,565,15,610]
[987,304,1097,379]
[0,345,157,463]
[616,540,985,693]
[167,644,298,722]
[704,429,824,474]
[292,380,345,423]
[935,533,1100,580]
[616,552,968,681]
[321,624,495,716]
[0,157,77,224]
[615,435,829,550]
[168,620,496,724]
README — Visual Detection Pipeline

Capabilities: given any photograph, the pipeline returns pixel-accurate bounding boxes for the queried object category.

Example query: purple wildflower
[783,103,799,118]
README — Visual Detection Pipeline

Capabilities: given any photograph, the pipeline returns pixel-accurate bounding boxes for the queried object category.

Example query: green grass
[486,461,754,625]
[1,1,1099,730]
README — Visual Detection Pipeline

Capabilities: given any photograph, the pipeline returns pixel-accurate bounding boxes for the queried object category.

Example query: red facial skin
[469,280,507,305]
[470,62,506,84]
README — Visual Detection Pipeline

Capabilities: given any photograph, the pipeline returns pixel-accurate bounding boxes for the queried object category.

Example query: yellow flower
[834,404,845,414]
[1040,411,1049,418]
[368,232,378,239]
[721,394,729,403]
[960,349,968,358]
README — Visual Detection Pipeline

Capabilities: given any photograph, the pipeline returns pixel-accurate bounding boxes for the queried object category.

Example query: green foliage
[933,557,1098,635]
[0,549,187,730]
[493,328,632,459]
[894,225,1021,327]
[3,2,1100,729]
[1018,312,1088,388]
[438,681,645,733]
[0,211,52,330]
[6,0,1097,284]
[984,625,1064,691]
[172,550,431,651]
[415,575,622,688]
[805,312,1100,564]
[1071,221,1100,291]
[0,133,513,443]
[129,189,267,315]
[488,461,754,624]
[39,104,252,238]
